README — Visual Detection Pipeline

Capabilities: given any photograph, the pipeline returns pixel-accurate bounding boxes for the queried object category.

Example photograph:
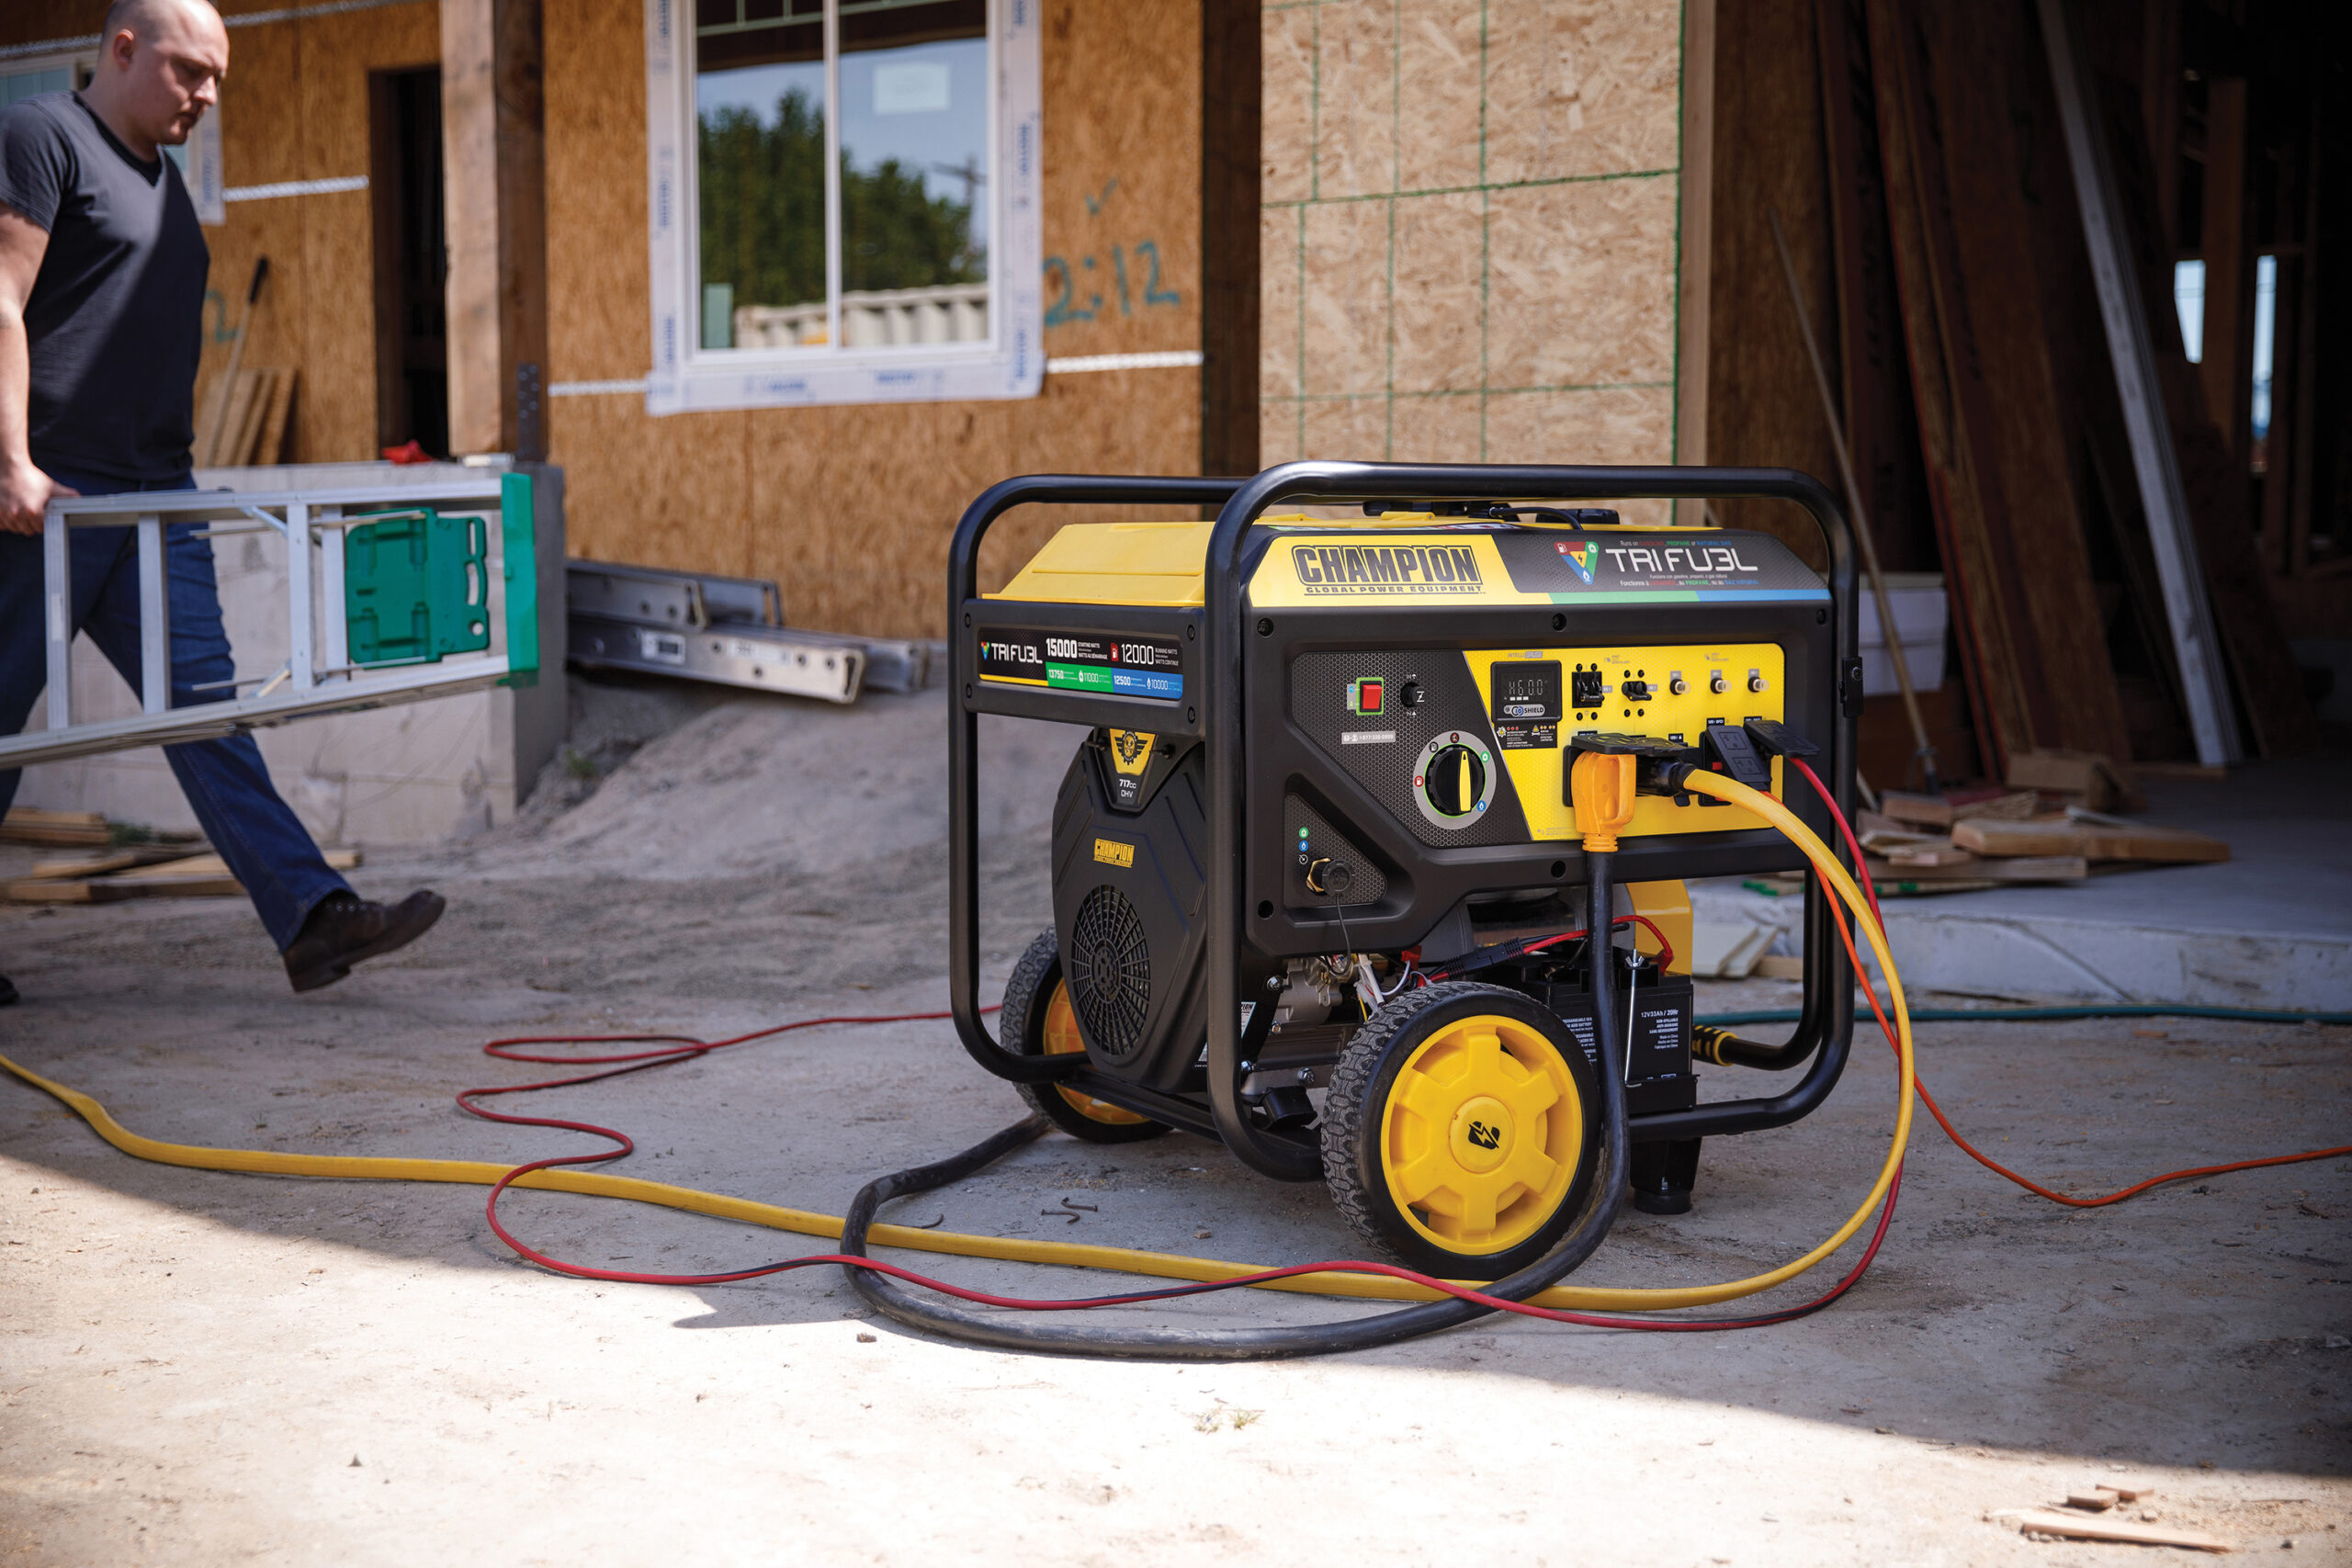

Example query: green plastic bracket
[344,506,492,667]
[497,470,540,688]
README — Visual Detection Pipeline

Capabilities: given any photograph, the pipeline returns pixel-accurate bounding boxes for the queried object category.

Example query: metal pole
[286,502,314,691]
[136,516,169,715]
[42,505,71,732]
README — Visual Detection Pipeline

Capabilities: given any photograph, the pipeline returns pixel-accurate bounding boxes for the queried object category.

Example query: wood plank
[2034,0,2238,766]
[209,368,264,468]
[257,367,297,467]
[1880,789,2037,829]
[1674,0,1716,521]
[1863,0,2033,775]
[1952,816,2228,863]
[23,846,203,881]
[1198,0,1261,479]
[2197,78,2254,463]
[4,878,141,905]
[1813,0,1938,574]
[107,849,362,883]
[2089,76,2319,756]
[1863,854,2085,883]
[440,0,503,455]
[231,368,277,465]
[0,807,110,847]
[1882,0,2132,768]
[2012,1508,2230,1552]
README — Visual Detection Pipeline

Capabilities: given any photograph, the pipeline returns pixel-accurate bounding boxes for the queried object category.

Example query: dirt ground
[2,681,2346,1565]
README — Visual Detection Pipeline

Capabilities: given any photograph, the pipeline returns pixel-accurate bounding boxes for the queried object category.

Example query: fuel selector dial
[1414,732,1497,829]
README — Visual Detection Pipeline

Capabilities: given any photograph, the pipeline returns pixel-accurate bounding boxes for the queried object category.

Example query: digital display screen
[1489,660,1562,723]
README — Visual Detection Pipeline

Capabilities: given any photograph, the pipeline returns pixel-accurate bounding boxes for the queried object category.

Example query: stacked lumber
[1851,803,2225,890]
[6,848,361,904]
[0,807,112,848]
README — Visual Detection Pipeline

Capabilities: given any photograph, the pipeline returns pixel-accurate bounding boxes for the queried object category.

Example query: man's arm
[0,200,72,536]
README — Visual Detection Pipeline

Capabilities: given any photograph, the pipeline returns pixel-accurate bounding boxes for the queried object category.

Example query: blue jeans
[0,468,350,951]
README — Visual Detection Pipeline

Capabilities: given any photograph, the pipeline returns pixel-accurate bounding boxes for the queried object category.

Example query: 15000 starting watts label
[976,628,1184,700]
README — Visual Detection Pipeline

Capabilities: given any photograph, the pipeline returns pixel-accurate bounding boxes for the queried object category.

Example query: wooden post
[2198,77,2253,462]
[441,0,547,457]
[1198,0,1260,479]
[1674,0,1716,523]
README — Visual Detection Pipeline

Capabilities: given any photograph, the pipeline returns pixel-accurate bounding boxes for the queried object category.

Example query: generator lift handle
[948,463,1860,1185]
[946,474,1242,1089]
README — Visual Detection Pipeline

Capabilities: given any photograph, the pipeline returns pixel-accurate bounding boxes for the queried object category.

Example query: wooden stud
[1199,0,1259,480]
[1674,0,1716,520]
[2198,78,2254,464]
[441,0,502,455]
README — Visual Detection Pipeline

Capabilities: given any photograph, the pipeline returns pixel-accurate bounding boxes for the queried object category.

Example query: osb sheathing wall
[1259,0,1684,524]
[1,0,441,471]
[547,0,1205,637]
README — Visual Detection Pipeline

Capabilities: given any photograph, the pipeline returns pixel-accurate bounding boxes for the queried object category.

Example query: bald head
[100,0,220,44]
[85,0,227,161]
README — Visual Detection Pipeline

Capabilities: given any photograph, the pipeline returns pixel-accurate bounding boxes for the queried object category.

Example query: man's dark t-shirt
[0,92,207,483]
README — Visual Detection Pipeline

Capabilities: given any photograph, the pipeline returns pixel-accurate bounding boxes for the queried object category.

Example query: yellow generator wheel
[1321,981,1601,1280]
[1001,930,1170,1144]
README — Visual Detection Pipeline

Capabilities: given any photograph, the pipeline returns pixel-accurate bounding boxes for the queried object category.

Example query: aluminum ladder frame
[5,470,539,772]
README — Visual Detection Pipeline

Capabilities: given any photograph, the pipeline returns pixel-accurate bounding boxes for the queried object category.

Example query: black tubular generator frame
[947,462,1862,1182]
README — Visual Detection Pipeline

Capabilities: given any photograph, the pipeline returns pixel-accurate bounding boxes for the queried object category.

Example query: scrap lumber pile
[1857,760,2225,890]
[1997,1476,2233,1553]
[2,807,360,903]
[6,846,361,904]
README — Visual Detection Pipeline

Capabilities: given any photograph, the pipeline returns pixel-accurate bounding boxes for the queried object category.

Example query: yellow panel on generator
[1464,644,1787,840]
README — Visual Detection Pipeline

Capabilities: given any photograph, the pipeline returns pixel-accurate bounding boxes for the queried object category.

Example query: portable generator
[949,462,1860,1286]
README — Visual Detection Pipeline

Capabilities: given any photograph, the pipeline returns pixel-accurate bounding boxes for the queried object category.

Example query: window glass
[695,0,827,350]
[838,0,989,345]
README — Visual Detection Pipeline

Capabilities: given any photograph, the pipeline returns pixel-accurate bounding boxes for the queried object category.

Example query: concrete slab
[1690,752,2352,1010]
[2,685,2347,1564]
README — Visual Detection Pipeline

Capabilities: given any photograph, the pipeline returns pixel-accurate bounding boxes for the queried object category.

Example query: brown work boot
[283,890,446,993]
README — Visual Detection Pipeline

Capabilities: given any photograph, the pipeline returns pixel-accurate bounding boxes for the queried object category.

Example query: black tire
[1001,929,1171,1144]
[1322,981,1602,1280]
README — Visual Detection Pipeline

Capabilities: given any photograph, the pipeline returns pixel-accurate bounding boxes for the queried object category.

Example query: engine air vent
[1067,884,1151,1060]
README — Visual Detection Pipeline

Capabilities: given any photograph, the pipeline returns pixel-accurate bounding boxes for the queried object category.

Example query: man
[0,0,444,1002]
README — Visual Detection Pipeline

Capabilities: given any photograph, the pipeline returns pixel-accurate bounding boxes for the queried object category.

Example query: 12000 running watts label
[976,628,1184,700]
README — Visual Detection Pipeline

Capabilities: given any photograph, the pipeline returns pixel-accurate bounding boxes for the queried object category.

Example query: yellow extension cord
[0,771,1915,1316]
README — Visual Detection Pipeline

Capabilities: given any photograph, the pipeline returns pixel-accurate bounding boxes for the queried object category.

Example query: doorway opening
[369,66,448,457]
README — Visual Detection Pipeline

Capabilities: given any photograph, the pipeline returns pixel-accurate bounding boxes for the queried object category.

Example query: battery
[1532,958,1697,1117]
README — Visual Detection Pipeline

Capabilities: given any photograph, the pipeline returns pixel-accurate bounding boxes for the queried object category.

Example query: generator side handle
[1201,463,1860,1180]
[946,473,1247,1085]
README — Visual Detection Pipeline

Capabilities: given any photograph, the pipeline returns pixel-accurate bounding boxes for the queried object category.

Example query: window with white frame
[642,0,1041,413]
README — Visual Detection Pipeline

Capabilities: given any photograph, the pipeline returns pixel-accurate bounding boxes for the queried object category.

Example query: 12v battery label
[976,628,1184,700]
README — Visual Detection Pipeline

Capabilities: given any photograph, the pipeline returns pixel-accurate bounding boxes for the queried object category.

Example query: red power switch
[1349,677,1385,716]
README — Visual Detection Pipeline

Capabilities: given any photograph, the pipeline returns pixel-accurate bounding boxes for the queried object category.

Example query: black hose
[837,857,1636,1361]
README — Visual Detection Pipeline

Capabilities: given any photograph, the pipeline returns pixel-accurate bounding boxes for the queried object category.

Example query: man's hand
[0,458,74,535]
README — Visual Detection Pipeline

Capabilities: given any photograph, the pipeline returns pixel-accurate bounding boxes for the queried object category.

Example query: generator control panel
[1289,642,1786,850]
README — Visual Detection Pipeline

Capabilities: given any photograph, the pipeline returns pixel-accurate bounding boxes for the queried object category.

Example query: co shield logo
[1558,540,1600,585]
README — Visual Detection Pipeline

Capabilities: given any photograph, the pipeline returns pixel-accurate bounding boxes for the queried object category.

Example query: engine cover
[1049,736,1213,1095]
